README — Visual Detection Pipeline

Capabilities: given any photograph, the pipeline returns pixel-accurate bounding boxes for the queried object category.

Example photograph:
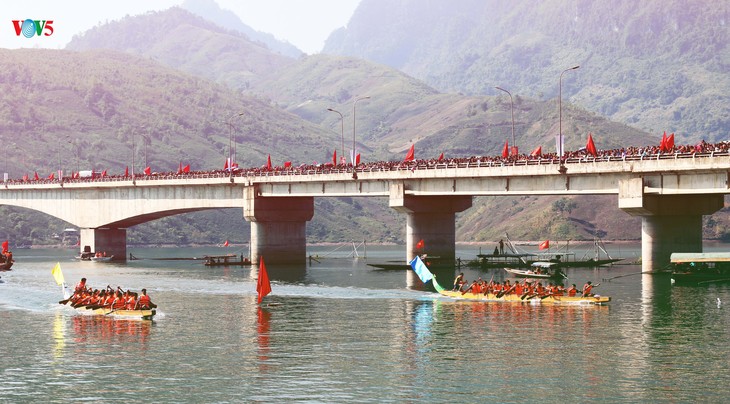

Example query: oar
[496,284,516,298]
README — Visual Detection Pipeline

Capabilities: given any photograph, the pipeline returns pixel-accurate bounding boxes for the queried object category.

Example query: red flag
[143,166,151,176]
[48,172,54,180]
[224,240,229,247]
[22,174,28,182]
[666,133,675,151]
[586,133,597,156]
[178,162,183,174]
[224,158,229,170]
[438,152,444,161]
[530,146,542,157]
[183,164,190,173]
[502,140,509,158]
[1,240,8,253]
[257,256,272,304]
[415,239,425,250]
[124,166,129,177]
[332,150,337,165]
[284,161,291,168]
[266,154,272,170]
[355,153,361,165]
[34,172,39,181]
[660,131,667,152]
[404,144,415,162]
[101,170,107,177]
[539,240,550,250]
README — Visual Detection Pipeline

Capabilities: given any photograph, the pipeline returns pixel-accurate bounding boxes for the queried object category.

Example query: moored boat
[504,262,567,279]
[410,256,609,305]
[203,253,251,266]
[670,252,730,285]
[90,255,114,262]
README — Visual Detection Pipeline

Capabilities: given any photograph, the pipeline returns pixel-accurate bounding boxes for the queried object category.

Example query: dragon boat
[409,256,610,305]
[63,302,156,320]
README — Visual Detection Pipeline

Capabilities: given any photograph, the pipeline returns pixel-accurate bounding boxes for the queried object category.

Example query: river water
[1,244,730,403]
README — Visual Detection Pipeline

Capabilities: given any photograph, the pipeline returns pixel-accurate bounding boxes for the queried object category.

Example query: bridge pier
[79,228,127,261]
[389,183,472,264]
[244,187,314,265]
[619,178,723,271]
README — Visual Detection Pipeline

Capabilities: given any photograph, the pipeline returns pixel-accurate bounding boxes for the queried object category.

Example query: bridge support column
[619,178,723,271]
[79,228,127,261]
[244,187,314,265]
[389,183,472,264]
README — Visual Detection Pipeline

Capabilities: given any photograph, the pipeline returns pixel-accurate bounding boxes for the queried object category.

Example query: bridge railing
[3,151,727,187]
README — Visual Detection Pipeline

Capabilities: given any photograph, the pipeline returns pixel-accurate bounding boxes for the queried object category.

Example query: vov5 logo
[12,19,54,38]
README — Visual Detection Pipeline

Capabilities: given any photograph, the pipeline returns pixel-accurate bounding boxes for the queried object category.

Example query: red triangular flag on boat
[183,164,190,173]
[266,154,272,170]
[415,239,425,250]
[586,133,597,156]
[257,256,272,304]
[530,146,542,157]
[438,152,444,161]
[124,166,129,177]
[539,240,550,250]
[224,240,229,247]
[404,144,415,162]
[143,166,151,176]
[502,140,509,158]
[332,149,337,165]
[666,133,675,151]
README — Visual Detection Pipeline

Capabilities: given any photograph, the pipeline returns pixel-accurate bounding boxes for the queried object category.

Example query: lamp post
[558,65,580,162]
[495,86,515,155]
[352,96,370,165]
[138,133,150,169]
[327,108,344,161]
[226,113,244,180]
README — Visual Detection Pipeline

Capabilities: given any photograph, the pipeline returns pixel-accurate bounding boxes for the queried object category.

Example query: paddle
[496,284,516,298]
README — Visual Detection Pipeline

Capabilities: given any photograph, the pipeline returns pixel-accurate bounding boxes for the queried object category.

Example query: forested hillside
[324,0,729,143]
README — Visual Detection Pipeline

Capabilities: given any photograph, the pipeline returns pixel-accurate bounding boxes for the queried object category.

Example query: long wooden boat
[203,254,251,267]
[63,302,156,320]
[409,256,609,305]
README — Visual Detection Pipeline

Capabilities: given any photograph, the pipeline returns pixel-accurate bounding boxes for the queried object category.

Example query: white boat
[504,262,566,279]
[90,255,113,262]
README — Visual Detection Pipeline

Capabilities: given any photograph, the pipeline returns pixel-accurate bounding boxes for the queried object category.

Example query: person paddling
[582,281,600,297]
[135,289,157,310]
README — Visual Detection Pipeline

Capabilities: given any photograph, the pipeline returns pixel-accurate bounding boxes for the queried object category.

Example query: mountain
[67,7,295,90]
[324,0,729,143]
[181,0,304,58]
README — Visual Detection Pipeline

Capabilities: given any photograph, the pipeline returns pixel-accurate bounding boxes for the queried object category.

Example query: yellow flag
[51,262,64,286]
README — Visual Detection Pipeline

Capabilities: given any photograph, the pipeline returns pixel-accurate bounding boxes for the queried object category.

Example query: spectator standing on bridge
[499,239,505,255]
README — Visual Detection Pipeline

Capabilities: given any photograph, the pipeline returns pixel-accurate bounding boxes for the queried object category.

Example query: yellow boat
[64,302,156,320]
[410,256,610,305]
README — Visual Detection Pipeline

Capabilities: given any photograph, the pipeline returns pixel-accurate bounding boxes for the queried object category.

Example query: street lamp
[495,86,515,155]
[327,108,344,161]
[138,133,150,169]
[226,113,244,170]
[559,65,580,164]
[352,96,370,165]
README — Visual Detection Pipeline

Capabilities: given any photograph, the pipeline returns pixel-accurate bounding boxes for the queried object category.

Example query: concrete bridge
[1,152,728,271]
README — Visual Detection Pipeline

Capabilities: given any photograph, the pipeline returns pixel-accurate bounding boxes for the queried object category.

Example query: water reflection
[248,263,307,283]
[71,315,152,346]
[257,305,271,371]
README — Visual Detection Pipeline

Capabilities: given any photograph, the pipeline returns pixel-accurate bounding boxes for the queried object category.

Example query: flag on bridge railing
[502,140,509,158]
[124,166,129,177]
[266,154,272,170]
[666,133,675,151]
[530,146,542,157]
[586,133,597,156]
[183,164,190,173]
[539,240,550,250]
[332,149,337,165]
[438,152,444,161]
[404,144,415,162]
[660,131,667,152]
[143,167,151,176]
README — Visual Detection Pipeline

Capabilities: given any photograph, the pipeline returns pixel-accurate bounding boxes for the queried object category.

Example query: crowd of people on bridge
[6,138,729,185]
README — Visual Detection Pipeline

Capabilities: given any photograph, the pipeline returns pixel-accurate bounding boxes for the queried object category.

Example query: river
[1,244,729,403]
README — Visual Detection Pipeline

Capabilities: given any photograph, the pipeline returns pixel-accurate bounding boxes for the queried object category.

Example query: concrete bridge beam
[619,178,724,270]
[79,228,127,261]
[244,186,314,265]
[389,183,472,264]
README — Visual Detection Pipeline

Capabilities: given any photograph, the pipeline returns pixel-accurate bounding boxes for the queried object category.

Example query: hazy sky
[2,0,361,54]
